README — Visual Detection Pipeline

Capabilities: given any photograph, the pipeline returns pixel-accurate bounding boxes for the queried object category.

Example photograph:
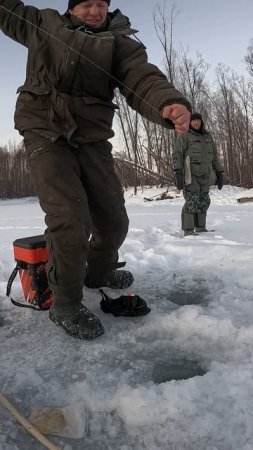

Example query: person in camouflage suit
[0,0,191,339]
[173,112,224,236]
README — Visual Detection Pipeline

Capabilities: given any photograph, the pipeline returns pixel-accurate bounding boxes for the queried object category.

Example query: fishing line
[0,4,166,117]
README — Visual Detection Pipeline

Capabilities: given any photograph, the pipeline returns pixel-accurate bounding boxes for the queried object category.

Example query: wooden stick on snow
[0,392,60,450]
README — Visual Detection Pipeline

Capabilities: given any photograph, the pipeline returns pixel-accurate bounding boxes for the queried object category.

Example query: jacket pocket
[15,86,51,131]
[188,139,202,175]
[190,161,201,176]
[81,96,118,108]
[17,86,51,109]
[73,96,117,133]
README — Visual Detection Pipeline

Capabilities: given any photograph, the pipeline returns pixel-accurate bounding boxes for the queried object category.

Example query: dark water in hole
[152,359,206,383]
[169,288,209,306]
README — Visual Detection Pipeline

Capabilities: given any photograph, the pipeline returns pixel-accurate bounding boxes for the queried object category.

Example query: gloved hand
[174,169,184,190]
[216,171,224,190]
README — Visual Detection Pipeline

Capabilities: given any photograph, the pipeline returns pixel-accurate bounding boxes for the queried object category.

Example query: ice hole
[152,359,207,383]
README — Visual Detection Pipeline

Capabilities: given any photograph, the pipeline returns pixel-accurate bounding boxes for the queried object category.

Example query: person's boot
[182,211,195,233]
[194,213,207,231]
[84,269,134,289]
[49,304,104,340]
[195,226,208,233]
[184,229,198,236]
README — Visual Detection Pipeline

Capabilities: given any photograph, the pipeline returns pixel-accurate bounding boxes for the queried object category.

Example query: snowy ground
[1,185,253,450]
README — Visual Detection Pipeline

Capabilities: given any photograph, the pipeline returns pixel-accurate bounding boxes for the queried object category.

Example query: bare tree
[207,65,253,187]
[0,141,36,199]
[153,1,178,84]
[176,48,210,112]
[245,39,253,76]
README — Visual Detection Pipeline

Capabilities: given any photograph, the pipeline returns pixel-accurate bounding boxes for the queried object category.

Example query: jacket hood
[190,113,206,134]
[108,9,138,34]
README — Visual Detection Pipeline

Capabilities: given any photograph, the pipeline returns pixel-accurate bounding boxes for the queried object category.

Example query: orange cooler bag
[6,235,53,310]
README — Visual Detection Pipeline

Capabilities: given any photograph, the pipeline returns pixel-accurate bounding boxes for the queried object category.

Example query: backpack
[6,235,53,311]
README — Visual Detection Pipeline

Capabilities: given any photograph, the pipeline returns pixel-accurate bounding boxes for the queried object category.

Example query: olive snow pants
[24,132,129,313]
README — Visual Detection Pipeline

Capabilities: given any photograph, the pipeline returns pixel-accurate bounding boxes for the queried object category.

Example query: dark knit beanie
[68,0,110,9]
[190,112,202,121]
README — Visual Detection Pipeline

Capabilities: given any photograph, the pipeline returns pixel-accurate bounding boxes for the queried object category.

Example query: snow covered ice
[1,186,253,450]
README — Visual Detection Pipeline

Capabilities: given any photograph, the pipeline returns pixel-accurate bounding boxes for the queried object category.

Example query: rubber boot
[182,210,196,236]
[84,269,134,289]
[184,229,198,236]
[194,213,208,232]
[49,303,104,340]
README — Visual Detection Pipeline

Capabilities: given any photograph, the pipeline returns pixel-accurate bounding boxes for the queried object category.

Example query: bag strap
[10,298,41,310]
[6,263,42,311]
[6,264,20,297]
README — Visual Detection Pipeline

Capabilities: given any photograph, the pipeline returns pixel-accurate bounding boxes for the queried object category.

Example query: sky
[2,185,253,448]
[0,0,253,144]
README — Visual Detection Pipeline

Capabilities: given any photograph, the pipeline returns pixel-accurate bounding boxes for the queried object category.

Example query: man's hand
[174,169,184,190]
[215,171,224,190]
[161,104,191,135]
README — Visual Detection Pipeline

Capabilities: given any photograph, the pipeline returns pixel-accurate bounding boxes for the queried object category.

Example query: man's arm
[211,137,224,189]
[211,137,224,172]
[0,0,40,46]
[114,35,191,133]
[172,135,188,170]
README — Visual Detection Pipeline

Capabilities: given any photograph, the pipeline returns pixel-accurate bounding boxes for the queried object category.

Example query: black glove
[174,169,184,190]
[216,171,224,190]
[99,289,151,317]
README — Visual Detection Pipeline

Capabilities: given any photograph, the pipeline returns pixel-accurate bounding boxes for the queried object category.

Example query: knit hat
[190,112,202,122]
[68,0,110,9]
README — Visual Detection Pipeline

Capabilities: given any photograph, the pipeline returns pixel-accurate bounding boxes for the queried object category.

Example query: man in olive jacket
[173,112,224,236]
[0,0,191,339]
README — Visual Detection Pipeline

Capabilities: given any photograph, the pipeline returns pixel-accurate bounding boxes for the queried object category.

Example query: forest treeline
[1,4,253,199]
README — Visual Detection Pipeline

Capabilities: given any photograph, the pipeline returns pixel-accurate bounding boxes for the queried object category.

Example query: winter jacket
[173,128,223,191]
[0,1,191,144]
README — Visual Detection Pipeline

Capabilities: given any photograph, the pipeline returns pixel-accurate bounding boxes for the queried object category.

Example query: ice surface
[1,186,253,449]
